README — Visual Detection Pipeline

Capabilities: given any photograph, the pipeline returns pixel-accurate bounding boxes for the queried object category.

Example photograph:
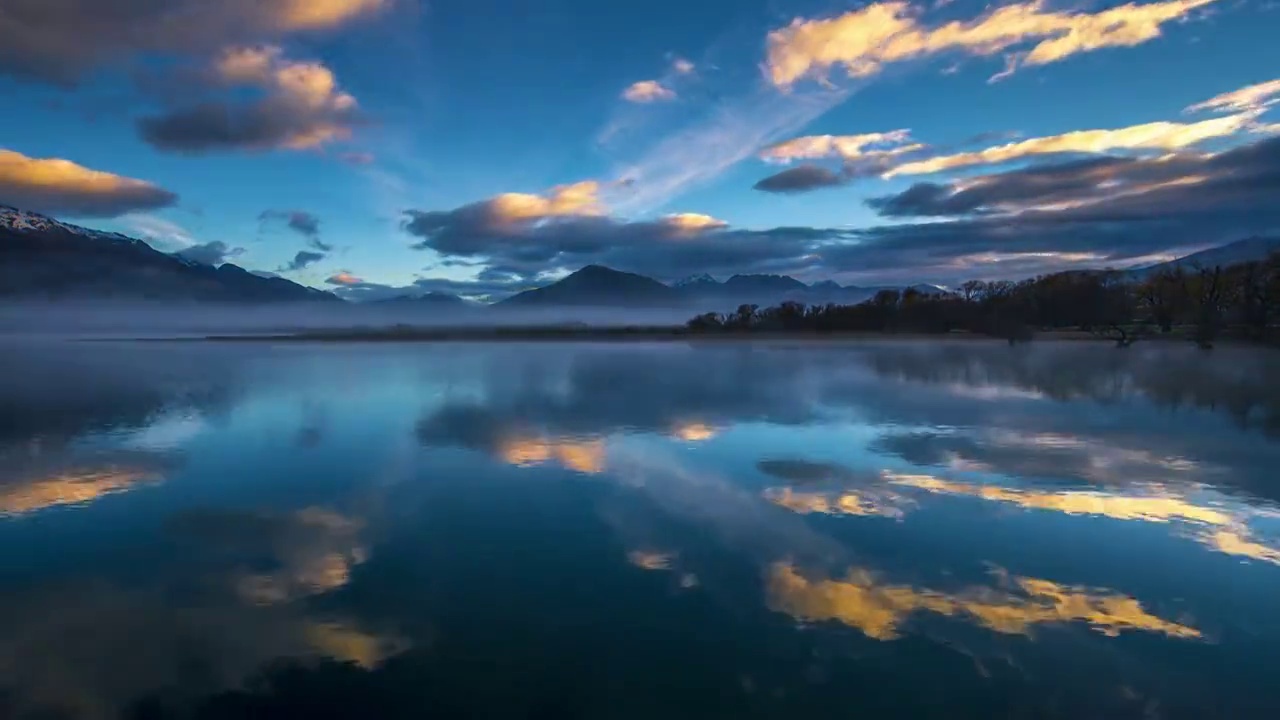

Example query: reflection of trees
[415,347,828,458]
[863,343,1280,437]
[0,342,242,446]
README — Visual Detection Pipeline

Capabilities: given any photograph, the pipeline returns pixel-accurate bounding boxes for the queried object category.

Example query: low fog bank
[0,301,695,338]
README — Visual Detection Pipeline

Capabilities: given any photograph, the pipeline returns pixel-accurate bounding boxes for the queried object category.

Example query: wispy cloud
[1186,77,1280,114]
[606,85,852,214]
[885,111,1260,177]
[765,0,1219,89]
[623,80,677,103]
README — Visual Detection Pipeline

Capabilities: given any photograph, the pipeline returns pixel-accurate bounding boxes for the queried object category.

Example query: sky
[0,0,1277,300]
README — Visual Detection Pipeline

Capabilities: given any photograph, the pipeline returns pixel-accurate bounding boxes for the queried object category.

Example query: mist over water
[0,301,701,338]
[1,339,1279,718]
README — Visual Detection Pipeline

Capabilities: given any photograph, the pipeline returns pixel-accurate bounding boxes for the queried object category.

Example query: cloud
[260,208,331,251]
[0,149,178,218]
[260,208,321,238]
[606,85,853,214]
[759,130,918,163]
[623,80,677,103]
[627,550,678,571]
[753,164,848,193]
[768,562,1201,640]
[0,0,392,86]
[1186,77,1280,114]
[763,486,911,518]
[402,131,1280,286]
[869,133,1280,218]
[402,184,836,281]
[884,112,1261,177]
[230,508,370,606]
[325,271,364,286]
[825,134,1280,283]
[280,250,326,272]
[765,0,1219,89]
[672,58,696,75]
[139,45,361,153]
[0,465,163,517]
[119,214,199,251]
[174,240,246,266]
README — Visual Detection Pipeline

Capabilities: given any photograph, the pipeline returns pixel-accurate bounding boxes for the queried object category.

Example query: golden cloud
[272,0,392,32]
[759,130,919,163]
[236,508,370,605]
[327,271,364,285]
[1201,528,1280,566]
[671,422,718,441]
[0,149,178,217]
[623,80,677,103]
[0,467,161,516]
[488,180,604,225]
[882,471,1280,565]
[883,472,1233,525]
[627,550,677,571]
[885,112,1256,177]
[214,45,358,150]
[302,620,408,669]
[765,0,1218,89]
[767,562,1201,640]
[661,213,729,233]
[1186,77,1280,115]
[764,487,910,519]
[498,437,607,474]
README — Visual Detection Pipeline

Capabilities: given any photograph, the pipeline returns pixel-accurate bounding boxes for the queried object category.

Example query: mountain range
[1,205,337,303]
[498,264,947,310]
[4,204,1277,311]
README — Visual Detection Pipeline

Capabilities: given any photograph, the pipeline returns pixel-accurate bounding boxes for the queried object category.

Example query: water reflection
[767,563,1201,641]
[0,464,163,516]
[1,339,1278,717]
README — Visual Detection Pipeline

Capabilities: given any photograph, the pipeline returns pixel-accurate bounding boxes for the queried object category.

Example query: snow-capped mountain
[673,273,717,288]
[1,205,337,303]
[1,205,148,248]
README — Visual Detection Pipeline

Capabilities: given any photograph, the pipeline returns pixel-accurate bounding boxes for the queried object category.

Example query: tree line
[684,253,1280,348]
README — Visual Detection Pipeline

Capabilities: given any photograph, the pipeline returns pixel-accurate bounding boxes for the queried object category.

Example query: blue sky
[1,0,1278,299]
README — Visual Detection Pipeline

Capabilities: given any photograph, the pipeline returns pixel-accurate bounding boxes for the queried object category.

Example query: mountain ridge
[1,205,338,303]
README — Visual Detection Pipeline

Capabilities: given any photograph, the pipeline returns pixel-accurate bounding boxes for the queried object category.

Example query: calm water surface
[2,339,1279,719]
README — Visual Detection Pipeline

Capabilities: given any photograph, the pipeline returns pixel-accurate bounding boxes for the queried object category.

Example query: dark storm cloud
[279,250,325,273]
[260,210,331,251]
[0,0,391,86]
[868,137,1280,219]
[174,240,246,266]
[817,136,1280,284]
[401,203,846,283]
[753,165,847,193]
[401,136,1280,287]
[137,99,361,155]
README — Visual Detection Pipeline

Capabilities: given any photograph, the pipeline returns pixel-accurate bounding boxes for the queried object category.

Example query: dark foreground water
[2,339,1279,719]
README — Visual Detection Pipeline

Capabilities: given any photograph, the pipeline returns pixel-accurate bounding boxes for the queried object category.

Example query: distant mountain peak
[674,273,718,287]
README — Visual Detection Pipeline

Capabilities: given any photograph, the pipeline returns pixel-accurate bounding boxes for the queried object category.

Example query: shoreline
[112,327,1171,344]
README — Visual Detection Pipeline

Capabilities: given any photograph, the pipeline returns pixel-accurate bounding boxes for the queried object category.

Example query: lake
[2,339,1279,719]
